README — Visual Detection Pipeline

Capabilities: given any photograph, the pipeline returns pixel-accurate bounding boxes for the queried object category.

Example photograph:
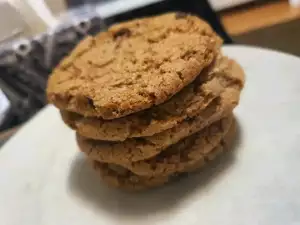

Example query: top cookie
[60,56,244,141]
[47,12,219,119]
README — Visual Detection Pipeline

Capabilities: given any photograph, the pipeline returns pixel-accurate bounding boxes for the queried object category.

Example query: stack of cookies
[47,13,245,191]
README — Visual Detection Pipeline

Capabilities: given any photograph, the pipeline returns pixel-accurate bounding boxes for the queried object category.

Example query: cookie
[124,115,234,176]
[47,12,220,119]
[92,161,170,191]
[61,56,244,141]
[92,119,236,191]
[76,80,242,166]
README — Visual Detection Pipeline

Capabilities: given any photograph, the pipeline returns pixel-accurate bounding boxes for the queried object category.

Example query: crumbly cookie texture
[61,56,244,141]
[92,118,236,191]
[47,12,220,119]
[76,75,242,166]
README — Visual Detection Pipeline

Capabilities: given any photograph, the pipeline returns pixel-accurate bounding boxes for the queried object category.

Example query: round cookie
[76,80,242,166]
[61,56,244,141]
[92,119,236,191]
[47,12,220,119]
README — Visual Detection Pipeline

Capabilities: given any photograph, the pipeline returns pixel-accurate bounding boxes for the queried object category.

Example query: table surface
[1,45,300,225]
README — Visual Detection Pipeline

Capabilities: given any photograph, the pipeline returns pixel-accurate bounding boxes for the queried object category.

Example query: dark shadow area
[67,118,242,219]
[234,18,300,56]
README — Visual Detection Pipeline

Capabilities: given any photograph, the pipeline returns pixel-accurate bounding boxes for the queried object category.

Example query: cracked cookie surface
[47,12,219,119]
[61,56,244,141]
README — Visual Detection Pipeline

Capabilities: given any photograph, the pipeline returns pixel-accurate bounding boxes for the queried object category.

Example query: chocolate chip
[175,12,188,19]
[113,28,131,39]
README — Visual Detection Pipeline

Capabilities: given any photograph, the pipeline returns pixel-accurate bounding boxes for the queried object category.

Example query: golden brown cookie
[76,80,242,166]
[92,119,236,191]
[61,56,244,141]
[47,12,220,119]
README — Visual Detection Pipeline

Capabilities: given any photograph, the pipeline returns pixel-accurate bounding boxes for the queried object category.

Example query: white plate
[1,45,300,225]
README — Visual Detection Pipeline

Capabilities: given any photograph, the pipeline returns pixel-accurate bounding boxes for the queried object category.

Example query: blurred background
[0,0,300,145]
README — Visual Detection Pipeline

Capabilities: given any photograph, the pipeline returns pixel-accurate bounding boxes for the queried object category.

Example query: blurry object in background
[234,18,300,56]
[44,0,67,16]
[0,89,10,129]
[70,0,257,17]
[66,0,111,8]
[289,0,300,7]
[64,0,232,42]
[103,0,233,43]
[221,0,300,35]
[209,0,256,10]
[6,0,48,36]
[0,11,106,131]
[221,0,300,56]
[0,1,26,43]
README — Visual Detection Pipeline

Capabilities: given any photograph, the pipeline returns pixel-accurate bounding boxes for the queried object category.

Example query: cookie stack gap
[47,12,245,191]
